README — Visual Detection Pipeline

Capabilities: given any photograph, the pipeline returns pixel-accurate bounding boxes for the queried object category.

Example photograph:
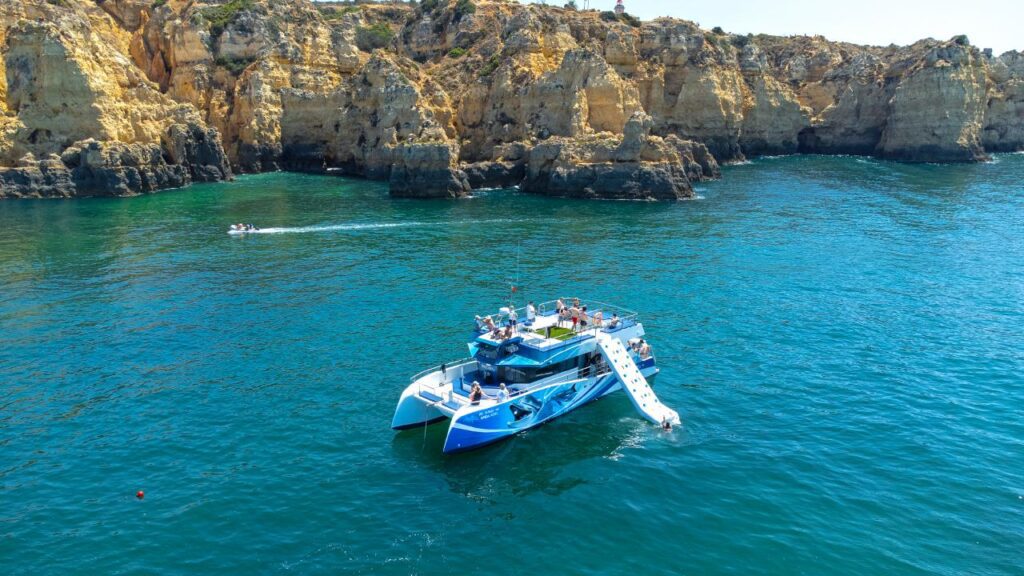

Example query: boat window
[476,344,499,361]
[497,358,578,384]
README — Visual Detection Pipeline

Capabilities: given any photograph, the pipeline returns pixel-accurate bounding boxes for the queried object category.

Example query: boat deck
[474,298,638,349]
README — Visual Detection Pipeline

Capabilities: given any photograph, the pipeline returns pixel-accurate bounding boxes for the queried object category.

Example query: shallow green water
[2,155,1023,575]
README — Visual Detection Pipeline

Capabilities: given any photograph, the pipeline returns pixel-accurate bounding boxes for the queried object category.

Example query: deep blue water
[1,155,1023,575]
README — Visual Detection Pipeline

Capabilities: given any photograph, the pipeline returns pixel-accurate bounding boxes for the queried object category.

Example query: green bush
[599,11,617,22]
[620,12,641,27]
[479,54,500,77]
[421,0,440,12]
[215,56,255,75]
[447,47,467,58]
[564,0,578,9]
[356,23,394,52]
[712,26,725,35]
[952,34,970,46]
[152,0,168,8]
[317,5,360,20]
[731,33,751,48]
[200,0,256,38]
[453,0,476,21]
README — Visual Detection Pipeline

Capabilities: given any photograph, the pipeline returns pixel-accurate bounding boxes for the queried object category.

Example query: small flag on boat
[511,286,517,293]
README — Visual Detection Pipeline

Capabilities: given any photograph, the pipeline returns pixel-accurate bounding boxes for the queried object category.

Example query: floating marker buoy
[136,490,145,500]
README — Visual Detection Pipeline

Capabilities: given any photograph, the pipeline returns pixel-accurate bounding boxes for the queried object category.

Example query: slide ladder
[595,332,681,426]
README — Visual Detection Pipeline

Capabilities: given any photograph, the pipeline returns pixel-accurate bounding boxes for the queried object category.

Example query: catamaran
[391,298,681,453]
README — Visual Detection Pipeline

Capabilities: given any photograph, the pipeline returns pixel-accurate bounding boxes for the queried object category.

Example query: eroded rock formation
[0,0,1021,200]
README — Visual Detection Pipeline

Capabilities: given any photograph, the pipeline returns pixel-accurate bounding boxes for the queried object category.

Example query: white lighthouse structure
[614,0,625,14]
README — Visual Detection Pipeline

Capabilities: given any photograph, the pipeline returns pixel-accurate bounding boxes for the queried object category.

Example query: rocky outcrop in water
[522,112,718,200]
[0,0,1021,200]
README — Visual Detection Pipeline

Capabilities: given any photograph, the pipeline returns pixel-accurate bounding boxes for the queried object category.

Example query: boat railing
[516,298,639,347]
[477,298,637,326]
[476,298,638,335]
[409,357,477,384]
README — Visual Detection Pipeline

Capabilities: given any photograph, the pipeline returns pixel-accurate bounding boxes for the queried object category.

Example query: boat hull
[442,365,657,454]
[391,383,448,429]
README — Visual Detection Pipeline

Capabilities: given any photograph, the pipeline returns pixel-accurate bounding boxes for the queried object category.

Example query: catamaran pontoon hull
[392,359,659,453]
[441,367,657,453]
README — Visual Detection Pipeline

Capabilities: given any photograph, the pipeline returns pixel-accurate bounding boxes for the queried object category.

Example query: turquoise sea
[2,155,1023,575]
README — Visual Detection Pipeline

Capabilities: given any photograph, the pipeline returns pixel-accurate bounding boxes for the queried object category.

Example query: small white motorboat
[227,223,260,235]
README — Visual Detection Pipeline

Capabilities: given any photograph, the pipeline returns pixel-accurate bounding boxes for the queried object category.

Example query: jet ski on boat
[228,223,260,235]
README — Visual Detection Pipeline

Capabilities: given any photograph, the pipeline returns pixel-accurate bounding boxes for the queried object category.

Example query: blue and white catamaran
[392,298,681,453]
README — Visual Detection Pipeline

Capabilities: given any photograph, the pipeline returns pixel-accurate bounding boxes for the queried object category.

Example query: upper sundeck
[472,297,641,351]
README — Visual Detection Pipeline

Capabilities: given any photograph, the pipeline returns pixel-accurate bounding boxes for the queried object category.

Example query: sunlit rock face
[1,0,1021,199]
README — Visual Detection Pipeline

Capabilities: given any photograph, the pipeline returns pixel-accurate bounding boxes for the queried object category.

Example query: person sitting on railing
[608,313,620,329]
[476,315,496,333]
[593,310,603,327]
[469,381,484,405]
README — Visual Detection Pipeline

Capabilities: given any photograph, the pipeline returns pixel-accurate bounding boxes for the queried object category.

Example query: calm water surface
[1,155,1023,575]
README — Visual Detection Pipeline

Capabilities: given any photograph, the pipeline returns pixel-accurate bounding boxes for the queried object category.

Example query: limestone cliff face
[878,42,988,162]
[1,0,1022,200]
[0,0,229,198]
[984,52,1024,152]
[279,53,469,197]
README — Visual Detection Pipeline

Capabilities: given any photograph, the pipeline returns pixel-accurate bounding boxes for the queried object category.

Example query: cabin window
[496,358,579,384]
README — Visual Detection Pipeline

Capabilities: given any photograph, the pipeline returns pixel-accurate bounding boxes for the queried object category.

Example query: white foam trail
[227,218,526,235]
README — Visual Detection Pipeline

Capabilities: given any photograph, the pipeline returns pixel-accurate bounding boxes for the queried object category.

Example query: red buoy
[136,490,145,500]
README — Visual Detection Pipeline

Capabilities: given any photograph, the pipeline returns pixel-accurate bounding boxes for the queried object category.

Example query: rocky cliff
[1,0,1021,200]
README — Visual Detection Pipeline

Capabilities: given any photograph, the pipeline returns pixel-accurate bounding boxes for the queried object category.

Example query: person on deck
[497,383,509,402]
[526,301,537,325]
[608,313,620,329]
[639,339,652,359]
[579,306,589,330]
[593,310,603,327]
[508,307,518,332]
[469,382,483,404]
[570,305,580,331]
[556,298,565,313]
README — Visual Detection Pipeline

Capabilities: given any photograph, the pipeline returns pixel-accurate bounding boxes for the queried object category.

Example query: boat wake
[227,219,528,235]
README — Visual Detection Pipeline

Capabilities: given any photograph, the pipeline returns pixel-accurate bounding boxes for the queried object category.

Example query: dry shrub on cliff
[215,56,256,75]
[356,23,395,51]
[200,0,257,38]
[479,54,500,77]
[453,0,476,21]
[317,4,360,20]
